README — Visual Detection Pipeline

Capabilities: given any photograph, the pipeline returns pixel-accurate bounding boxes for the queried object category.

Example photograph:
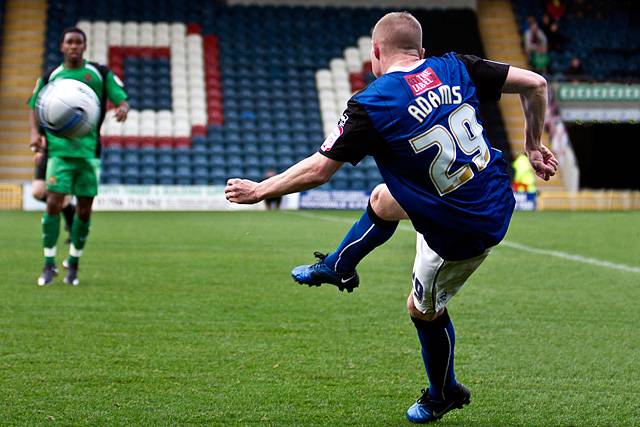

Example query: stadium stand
[24,0,508,190]
[512,0,640,82]
[0,0,47,183]
[0,1,506,191]
[477,0,567,195]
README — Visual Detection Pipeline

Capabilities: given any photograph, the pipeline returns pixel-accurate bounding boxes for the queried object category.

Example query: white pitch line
[286,210,640,274]
[498,241,640,274]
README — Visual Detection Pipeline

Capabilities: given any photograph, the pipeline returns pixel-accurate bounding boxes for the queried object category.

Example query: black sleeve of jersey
[319,98,385,166]
[457,54,510,102]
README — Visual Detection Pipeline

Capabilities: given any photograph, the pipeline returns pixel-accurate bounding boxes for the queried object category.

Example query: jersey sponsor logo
[48,175,57,185]
[321,113,348,152]
[404,67,442,96]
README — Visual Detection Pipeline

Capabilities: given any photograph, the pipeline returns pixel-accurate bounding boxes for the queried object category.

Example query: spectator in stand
[524,19,549,73]
[546,22,564,52]
[540,13,552,37]
[546,0,567,22]
[573,0,592,20]
[565,57,585,82]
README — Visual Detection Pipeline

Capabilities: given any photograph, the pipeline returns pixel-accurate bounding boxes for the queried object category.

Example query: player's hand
[526,145,558,181]
[29,134,45,153]
[114,102,129,122]
[225,178,260,204]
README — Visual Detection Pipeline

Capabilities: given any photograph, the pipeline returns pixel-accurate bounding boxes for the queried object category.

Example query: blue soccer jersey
[320,53,516,260]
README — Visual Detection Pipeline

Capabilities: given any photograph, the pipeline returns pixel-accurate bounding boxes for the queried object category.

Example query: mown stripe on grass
[287,211,640,274]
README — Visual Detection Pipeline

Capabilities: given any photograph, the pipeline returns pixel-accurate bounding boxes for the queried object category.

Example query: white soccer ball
[36,79,101,138]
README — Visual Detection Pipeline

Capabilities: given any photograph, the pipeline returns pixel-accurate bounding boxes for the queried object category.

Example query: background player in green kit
[28,27,129,286]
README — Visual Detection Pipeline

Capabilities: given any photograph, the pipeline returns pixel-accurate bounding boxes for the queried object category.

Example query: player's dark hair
[60,27,87,44]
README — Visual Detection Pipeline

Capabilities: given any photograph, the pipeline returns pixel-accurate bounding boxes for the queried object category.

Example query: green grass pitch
[1,210,639,425]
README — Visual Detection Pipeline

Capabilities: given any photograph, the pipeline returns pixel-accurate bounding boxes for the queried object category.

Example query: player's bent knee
[370,184,407,222]
[406,293,442,321]
[369,184,386,207]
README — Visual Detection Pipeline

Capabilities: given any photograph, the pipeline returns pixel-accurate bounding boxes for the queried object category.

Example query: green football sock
[42,213,60,266]
[68,215,90,265]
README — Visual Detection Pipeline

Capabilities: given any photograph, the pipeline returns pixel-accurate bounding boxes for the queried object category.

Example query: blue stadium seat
[278,156,294,169]
[175,165,192,183]
[140,165,156,181]
[349,179,366,190]
[192,144,208,155]
[140,152,156,166]
[210,168,227,183]
[332,178,349,190]
[245,167,263,182]
[123,166,140,184]
[227,167,244,177]
[242,142,259,154]
[261,155,278,170]
[227,155,243,167]
[244,155,260,167]
[103,151,123,165]
[157,153,174,167]
[209,144,225,156]
[123,152,140,167]
[175,153,191,165]
[225,144,243,156]
[192,154,209,166]
[350,169,366,180]
[294,145,313,157]
[276,145,294,156]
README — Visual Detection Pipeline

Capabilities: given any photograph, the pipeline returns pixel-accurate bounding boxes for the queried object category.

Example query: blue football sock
[411,309,458,401]
[324,202,398,273]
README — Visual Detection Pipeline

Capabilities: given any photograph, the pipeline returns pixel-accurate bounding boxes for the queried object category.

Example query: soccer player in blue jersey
[225,12,557,423]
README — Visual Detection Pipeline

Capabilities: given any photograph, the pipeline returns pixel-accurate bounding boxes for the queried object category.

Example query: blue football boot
[291,252,359,292]
[406,384,471,423]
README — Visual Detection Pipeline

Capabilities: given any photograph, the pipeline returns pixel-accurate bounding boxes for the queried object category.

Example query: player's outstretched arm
[225,152,343,204]
[502,66,558,181]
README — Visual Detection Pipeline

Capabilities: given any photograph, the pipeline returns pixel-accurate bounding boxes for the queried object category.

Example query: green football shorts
[46,156,101,197]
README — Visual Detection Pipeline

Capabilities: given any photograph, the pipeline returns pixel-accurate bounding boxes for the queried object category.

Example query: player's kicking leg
[291,184,406,291]
[63,196,93,286]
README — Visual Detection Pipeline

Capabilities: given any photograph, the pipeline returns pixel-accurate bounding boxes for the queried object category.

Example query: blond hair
[372,12,423,55]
